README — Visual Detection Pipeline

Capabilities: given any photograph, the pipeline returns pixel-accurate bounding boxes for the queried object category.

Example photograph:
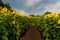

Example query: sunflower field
[38,12,60,40]
[0,6,60,40]
[0,6,40,40]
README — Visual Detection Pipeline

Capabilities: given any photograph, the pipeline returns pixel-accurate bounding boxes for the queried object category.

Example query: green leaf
[55,26,60,28]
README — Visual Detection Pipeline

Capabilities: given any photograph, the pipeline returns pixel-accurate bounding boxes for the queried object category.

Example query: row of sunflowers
[0,7,40,40]
[0,6,60,40]
[38,12,60,40]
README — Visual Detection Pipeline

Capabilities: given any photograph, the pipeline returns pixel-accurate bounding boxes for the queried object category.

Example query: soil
[21,25,44,40]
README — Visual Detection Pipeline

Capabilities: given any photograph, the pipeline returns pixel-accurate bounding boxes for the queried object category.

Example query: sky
[2,0,60,15]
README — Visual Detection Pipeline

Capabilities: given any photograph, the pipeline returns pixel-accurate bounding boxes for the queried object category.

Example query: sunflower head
[58,20,60,24]
[47,14,53,18]
[53,12,59,18]
[13,10,17,14]
[2,7,8,12]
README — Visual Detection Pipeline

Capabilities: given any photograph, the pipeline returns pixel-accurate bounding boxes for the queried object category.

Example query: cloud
[30,0,60,14]
[26,0,41,6]
[16,9,27,14]
[2,0,60,15]
[19,10,27,14]
[44,0,60,12]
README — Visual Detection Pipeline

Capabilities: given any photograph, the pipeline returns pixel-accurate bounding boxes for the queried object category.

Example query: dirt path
[21,26,43,40]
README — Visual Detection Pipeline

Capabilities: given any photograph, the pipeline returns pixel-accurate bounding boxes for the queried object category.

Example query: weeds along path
[21,25,43,40]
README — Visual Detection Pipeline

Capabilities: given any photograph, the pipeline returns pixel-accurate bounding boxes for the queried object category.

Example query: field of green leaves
[0,6,60,40]
[0,7,40,40]
[38,13,60,40]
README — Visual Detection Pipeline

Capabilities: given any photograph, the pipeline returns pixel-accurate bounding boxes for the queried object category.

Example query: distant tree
[0,0,11,10]
[42,11,52,16]
[44,11,52,15]
[29,14,35,17]
[3,3,11,10]
[0,0,3,6]
[36,15,40,17]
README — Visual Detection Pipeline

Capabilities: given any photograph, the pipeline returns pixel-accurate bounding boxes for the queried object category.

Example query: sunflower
[16,13,22,16]
[53,12,59,18]
[22,13,28,17]
[13,10,17,14]
[47,14,53,18]
[44,15,48,18]
[58,20,60,24]
[2,7,8,12]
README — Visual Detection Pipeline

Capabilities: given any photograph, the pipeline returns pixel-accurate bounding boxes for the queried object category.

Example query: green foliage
[43,11,52,16]
[0,6,60,40]
[0,0,3,6]
[38,15,60,40]
[0,0,11,10]
[3,3,11,10]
